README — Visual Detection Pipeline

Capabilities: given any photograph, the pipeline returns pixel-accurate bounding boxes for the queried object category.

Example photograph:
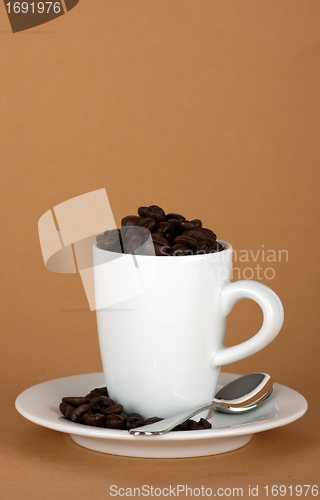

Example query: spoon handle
[129,373,273,436]
[129,403,216,435]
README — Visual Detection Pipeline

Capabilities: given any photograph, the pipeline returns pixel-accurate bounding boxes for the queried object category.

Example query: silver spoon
[129,373,274,436]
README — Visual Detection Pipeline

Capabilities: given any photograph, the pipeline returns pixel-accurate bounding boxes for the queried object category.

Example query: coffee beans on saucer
[96,205,224,256]
[59,386,212,432]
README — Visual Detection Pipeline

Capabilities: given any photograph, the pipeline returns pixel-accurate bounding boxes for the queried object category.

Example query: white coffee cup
[93,241,283,419]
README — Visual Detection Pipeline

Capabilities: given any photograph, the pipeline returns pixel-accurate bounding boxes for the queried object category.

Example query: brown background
[0,1,319,498]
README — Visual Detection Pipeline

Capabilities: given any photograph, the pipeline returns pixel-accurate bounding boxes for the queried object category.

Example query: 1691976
[5,2,61,14]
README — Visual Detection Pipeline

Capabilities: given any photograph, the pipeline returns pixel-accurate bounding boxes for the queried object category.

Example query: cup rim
[93,239,232,259]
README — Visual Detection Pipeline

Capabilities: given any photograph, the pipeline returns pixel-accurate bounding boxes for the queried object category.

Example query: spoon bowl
[129,373,274,436]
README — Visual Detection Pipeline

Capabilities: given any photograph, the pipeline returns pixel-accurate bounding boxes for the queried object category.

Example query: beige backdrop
[0,1,319,498]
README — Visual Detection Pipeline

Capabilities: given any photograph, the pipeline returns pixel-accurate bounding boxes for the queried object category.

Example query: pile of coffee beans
[96,205,224,256]
[59,386,212,432]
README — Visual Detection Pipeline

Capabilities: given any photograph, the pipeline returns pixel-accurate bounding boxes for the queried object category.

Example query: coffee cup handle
[214,281,284,366]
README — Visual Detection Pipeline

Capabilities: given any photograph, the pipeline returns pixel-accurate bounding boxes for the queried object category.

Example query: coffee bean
[155,222,174,241]
[97,206,223,256]
[163,233,172,241]
[126,238,143,254]
[187,420,201,430]
[126,413,144,430]
[138,206,149,218]
[59,402,74,417]
[149,205,165,215]
[190,219,202,229]
[104,414,126,429]
[62,397,90,407]
[96,234,107,242]
[92,387,109,396]
[177,219,203,232]
[172,421,190,431]
[103,229,121,238]
[85,389,111,401]
[60,387,212,431]
[165,213,185,221]
[199,418,212,429]
[89,396,114,412]
[89,397,104,412]
[121,216,142,227]
[152,235,170,246]
[100,229,124,253]
[170,244,193,256]
[171,235,198,250]
[183,228,216,244]
[202,228,217,242]
[70,404,91,423]
[143,417,163,425]
[84,412,105,427]
[138,217,157,232]
[125,228,142,241]
[208,241,224,253]
[146,205,166,223]
[126,226,149,244]
[172,424,184,431]
[154,243,170,256]
[196,241,209,252]
[185,418,211,430]
[177,220,198,232]
[96,237,121,251]
[166,218,180,232]
[66,405,76,420]
[150,231,162,239]
[101,404,123,415]
[99,396,115,407]
[156,222,173,235]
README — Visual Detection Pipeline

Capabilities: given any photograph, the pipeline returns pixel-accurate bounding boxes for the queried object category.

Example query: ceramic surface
[94,241,284,418]
[15,372,307,458]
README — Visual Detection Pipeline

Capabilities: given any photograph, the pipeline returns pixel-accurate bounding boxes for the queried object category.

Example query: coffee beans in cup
[59,386,212,432]
[96,205,224,256]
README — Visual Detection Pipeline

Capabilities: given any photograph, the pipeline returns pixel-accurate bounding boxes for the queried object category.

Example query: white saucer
[15,372,307,458]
